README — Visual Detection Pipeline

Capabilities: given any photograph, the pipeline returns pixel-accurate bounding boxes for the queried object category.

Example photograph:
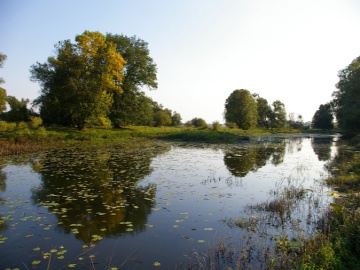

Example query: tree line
[1,31,182,129]
[1,30,360,135]
[224,90,288,130]
[312,54,360,135]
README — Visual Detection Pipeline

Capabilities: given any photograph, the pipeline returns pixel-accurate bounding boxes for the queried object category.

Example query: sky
[1,0,360,123]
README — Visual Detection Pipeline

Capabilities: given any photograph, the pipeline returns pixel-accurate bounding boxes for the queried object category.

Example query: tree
[171,111,182,126]
[332,55,360,134]
[106,34,157,127]
[191,117,207,128]
[0,52,7,112]
[0,52,6,85]
[110,91,155,127]
[253,93,272,128]
[312,103,334,130]
[0,88,5,113]
[270,100,287,128]
[30,31,126,130]
[288,113,303,129]
[224,89,258,130]
[153,109,172,126]
[0,96,31,122]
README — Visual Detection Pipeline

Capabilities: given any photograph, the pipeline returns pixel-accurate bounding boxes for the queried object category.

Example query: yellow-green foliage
[0,118,46,141]
[212,121,221,131]
[29,116,43,129]
[0,121,16,132]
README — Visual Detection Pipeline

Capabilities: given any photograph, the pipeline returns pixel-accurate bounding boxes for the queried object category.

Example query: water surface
[0,135,337,269]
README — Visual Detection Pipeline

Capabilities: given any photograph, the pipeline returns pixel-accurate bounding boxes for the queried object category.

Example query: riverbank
[0,125,301,155]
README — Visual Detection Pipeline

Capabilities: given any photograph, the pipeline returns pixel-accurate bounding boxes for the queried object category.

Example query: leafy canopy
[332,55,360,134]
[30,31,126,130]
[106,34,157,127]
[312,103,334,130]
[224,89,258,130]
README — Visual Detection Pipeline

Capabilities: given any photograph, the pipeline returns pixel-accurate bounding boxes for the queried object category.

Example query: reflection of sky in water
[2,165,41,196]
[0,136,336,269]
[143,138,332,215]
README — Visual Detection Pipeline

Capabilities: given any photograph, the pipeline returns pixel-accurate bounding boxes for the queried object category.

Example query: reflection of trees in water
[286,137,303,154]
[224,143,285,177]
[311,137,333,161]
[0,166,6,231]
[31,143,170,243]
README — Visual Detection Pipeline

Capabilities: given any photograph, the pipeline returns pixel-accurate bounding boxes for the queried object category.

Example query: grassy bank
[0,125,300,155]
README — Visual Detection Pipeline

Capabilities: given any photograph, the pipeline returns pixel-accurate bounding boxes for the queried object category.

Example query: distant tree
[30,31,126,130]
[270,100,287,128]
[171,111,182,126]
[253,93,272,128]
[312,103,334,130]
[224,89,258,130]
[0,52,7,112]
[212,121,221,130]
[184,120,192,127]
[106,34,157,127]
[153,110,172,126]
[288,113,303,129]
[0,96,31,122]
[0,52,6,85]
[332,55,360,134]
[191,117,207,128]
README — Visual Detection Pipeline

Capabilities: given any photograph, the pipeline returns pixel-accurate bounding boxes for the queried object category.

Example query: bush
[212,121,221,131]
[226,122,237,129]
[191,117,208,128]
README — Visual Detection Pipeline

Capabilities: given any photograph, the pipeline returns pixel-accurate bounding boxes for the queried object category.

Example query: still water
[0,135,337,269]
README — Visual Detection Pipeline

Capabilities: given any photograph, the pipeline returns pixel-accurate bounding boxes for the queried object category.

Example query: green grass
[0,124,303,155]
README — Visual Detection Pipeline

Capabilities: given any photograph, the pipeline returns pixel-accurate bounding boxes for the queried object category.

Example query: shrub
[212,121,221,131]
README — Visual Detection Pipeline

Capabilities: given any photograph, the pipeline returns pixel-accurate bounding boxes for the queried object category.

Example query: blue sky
[1,0,360,123]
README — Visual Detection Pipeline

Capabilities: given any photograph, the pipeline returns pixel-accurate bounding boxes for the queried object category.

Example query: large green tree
[224,89,258,130]
[312,103,334,130]
[0,52,7,112]
[270,100,287,128]
[105,34,157,127]
[171,111,182,126]
[30,31,126,130]
[332,55,360,134]
[253,93,272,128]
